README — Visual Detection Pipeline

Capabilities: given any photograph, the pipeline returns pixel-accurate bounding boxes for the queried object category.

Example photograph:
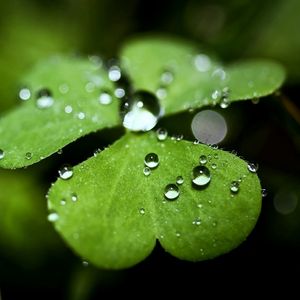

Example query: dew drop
[211,163,217,170]
[252,98,260,105]
[108,65,121,82]
[0,149,5,160]
[25,152,32,160]
[156,87,167,100]
[262,188,268,198]
[47,212,59,222]
[247,162,259,173]
[220,97,230,109]
[93,148,101,157]
[114,88,125,99]
[211,89,221,100]
[194,54,211,72]
[192,217,202,226]
[60,199,66,206]
[64,105,73,114]
[139,208,145,215]
[59,83,69,94]
[144,153,159,169]
[160,70,174,85]
[82,261,89,267]
[99,92,112,105]
[176,232,181,238]
[71,193,78,202]
[59,165,73,180]
[176,176,184,185]
[143,167,151,176]
[19,87,31,101]
[120,90,162,132]
[77,112,85,120]
[156,128,168,141]
[57,149,63,155]
[36,88,54,109]
[197,203,203,208]
[199,155,207,165]
[164,184,180,200]
[192,166,211,187]
[230,181,240,194]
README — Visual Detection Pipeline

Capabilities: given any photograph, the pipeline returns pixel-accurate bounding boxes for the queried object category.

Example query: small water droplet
[230,181,240,194]
[36,88,54,109]
[192,166,211,187]
[64,105,73,114]
[212,68,226,81]
[212,221,217,227]
[252,98,260,105]
[25,152,32,160]
[47,212,59,222]
[176,232,181,238]
[247,162,259,173]
[114,88,125,99]
[197,203,203,208]
[143,167,151,176]
[211,89,221,100]
[193,140,200,145]
[262,188,268,198]
[164,184,180,200]
[19,87,31,101]
[59,165,73,180]
[192,217,202,226]
[82,260,89,267]
[194,54,211,72]
[120,91,162,132]
[211,163,217,169]
[156,87,167,100]
[176,176,184,185]
[199,155,207,165]
[59,83,69,94]
[156,128,168,141]
[144,153,159,169]
[108,66,121,82]
[0,149,5,160]
[57,149,63,155]
[77,112,85,120]
[160,70,174,85]
[99,92,112,105]
[71,193,78,202]
[60,199,66,206]
[139,208,145,215]
[93,148,101,157]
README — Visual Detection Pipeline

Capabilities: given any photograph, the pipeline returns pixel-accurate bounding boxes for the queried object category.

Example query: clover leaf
[0,36,286,269]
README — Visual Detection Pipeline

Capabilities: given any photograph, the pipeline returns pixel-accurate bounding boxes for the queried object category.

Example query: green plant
[0,36,285,269]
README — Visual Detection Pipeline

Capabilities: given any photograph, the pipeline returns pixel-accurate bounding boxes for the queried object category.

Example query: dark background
[0,0,299,298]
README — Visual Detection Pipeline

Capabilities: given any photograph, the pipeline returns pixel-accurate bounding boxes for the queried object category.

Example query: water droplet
[139,208,145,215]
[262,188,268,198]
[82,260,89,267]
[143,167,151,176]
[60,199,66,206]
[199,155,207,165]
[220,97,230,109]
[176,176,184,185]
[144,153,159,169]
[164,184,180,200]
[214,153,218,159]
[25,152,32,160]
[211,163,217,169]
[193,140,200,145]
[93,148,101,157]
[230,181,240,194]
[77,112,85,120]
[0,149,5,160]
[192,166,211,187]
[156,128,168,141]
[192,217,202,226]
[59,83,69,94]
[19,88,31,101]
[114,88,125,99]
[212,68,226,81]
[47,212,59,222]
[64,105,73,114]
[252,98,260,105]
[160,70,174,85]
[212,221,217,227]
[156,87,167,100]
[120,90,162,132]
[172,134,183,141]
[194,54,211,72]
[211,90,221,100]
[99,92,112,105]
[59,165,73,180]
[197,203,203,208]
[36,88,54,109]
[176,232,181,238]
[247,162,259,173]
[108,65,121,82]
[71,193,78,202]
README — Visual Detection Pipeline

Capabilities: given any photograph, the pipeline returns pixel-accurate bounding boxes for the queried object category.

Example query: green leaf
[0,56,120,169]
[48,132,261,269]
[120,36,285,115]
[0,170,62,266]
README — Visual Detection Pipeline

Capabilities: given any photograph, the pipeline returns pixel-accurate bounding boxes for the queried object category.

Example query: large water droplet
[247,162,259,173]
[164,184,180,200]
[120,90,162,132]
[59,165,73,180]
[144,153,159,169]
[99,92,112,105]
[0,149,5,160]
[36,88,54,109]
[176,176,184,185]
[230,181,240,194]
[192,166,211,187]
[156,128,168,141]
[47,212,59,222]
[19,87,31,101]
